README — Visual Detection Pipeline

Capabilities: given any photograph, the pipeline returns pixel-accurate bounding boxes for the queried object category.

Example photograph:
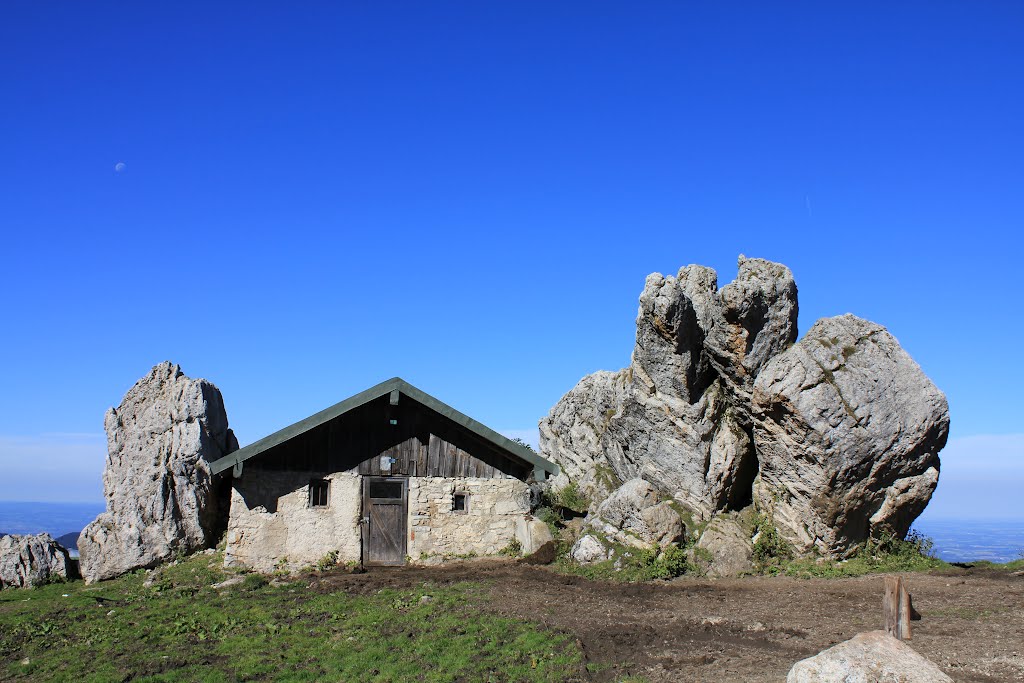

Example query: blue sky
[1,3,1021,520]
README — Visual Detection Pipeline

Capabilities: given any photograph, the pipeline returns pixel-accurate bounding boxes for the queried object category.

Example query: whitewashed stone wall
[408,477,531,560]
[225,471,532,571]
[225,470,361,572]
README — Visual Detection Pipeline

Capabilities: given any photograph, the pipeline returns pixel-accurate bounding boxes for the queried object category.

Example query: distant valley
[0,501,104,543]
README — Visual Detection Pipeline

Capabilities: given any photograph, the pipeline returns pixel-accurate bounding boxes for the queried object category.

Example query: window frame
[309,478,330,508]
[452,491,469,514]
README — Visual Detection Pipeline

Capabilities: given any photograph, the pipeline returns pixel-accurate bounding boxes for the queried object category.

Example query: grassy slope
[0,554,582,683]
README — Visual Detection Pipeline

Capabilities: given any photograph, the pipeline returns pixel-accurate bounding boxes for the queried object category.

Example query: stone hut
[209,378,558,571]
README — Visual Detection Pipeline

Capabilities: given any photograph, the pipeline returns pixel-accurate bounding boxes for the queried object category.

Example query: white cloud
[0,434,106,502]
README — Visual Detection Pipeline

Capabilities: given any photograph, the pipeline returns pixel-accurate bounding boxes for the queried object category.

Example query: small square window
[453,492,468,514]
[310,479,330,508]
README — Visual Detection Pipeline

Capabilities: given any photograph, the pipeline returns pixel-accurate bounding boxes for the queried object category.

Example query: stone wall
[408,477,530,560]
[225,469,362,572]
[224,470,532,571]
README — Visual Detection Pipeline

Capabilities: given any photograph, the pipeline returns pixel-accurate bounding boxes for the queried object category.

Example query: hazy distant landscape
[0,501,104,554]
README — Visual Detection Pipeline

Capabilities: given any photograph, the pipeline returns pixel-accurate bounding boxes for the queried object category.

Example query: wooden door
[362,476,408,566]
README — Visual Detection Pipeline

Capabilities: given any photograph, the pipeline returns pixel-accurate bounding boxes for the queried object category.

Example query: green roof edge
[207,377,559,479]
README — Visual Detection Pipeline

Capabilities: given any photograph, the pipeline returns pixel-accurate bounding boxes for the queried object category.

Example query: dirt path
[319,560,1024,682]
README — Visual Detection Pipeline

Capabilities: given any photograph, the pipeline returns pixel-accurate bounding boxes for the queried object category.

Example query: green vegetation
[553,540,692,583]
[550,482,589,514]
[511,437,536,453]
[750,512,792,573]
[772,528,949,578]
[499,538,523,557]
[1,553,581,682]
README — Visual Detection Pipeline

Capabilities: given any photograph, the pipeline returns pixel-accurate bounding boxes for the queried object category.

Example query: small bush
[553,483,589,514]
[500,538,523,557]
[242,573,269,591]
[751,512,791,573]
[316,550,340,571]
[511,437,536,453]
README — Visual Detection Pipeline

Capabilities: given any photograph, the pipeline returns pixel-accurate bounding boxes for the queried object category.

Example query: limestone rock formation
[694,517,753,577]
[541,257,948,559]
[582,479,684,549]
[78,362,238,583]
[752,315,949,556]
[0,533,75,588]
[787,630,953,682]
[541,257,799,519]
[570,534,608,563]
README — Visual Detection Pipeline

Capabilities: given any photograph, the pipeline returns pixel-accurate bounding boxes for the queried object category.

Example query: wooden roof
[207,377,559,480]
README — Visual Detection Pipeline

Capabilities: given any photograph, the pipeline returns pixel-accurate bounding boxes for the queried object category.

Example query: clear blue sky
[1,3,1021,519]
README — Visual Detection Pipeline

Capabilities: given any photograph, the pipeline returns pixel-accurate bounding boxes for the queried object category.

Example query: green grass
[1,553,582,682]
[552,541,691,583]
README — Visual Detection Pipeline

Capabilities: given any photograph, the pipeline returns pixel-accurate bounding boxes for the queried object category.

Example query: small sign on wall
[380,455,395,473]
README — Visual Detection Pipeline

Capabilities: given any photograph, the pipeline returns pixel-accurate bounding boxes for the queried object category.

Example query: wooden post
[883,576,912,641]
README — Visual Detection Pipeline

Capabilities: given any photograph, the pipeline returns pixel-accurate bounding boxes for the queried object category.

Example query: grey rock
[541,257,797,518]
[0,533,74,589]
[78,362,238,583]
[570,534,608,563]
[583,479,683,549]
[787,630,953,682]
[753,315,949,556]
[694,517,753,577]
[515,517,554,555]
[542,258,948,563]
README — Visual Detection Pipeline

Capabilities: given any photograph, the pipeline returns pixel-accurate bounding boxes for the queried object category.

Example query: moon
[114,162,126,173]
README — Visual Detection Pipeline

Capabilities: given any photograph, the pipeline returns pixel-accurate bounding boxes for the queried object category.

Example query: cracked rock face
[752,314,949,556]
[78,362,238,583]
[0,533,74,589]
[541,258,948,558]
[582,479,684,549]
[541,257,798,519]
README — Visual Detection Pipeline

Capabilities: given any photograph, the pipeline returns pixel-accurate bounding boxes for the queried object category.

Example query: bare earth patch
[318,559,1024,682]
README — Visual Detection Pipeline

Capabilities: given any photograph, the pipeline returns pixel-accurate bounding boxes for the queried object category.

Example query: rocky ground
[319,559,1024,683]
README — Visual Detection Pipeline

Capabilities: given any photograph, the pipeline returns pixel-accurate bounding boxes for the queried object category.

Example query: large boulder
[78,362,238,583]
[0,533,75,588]
[542,258,948,562]
[583,479,684,549]
[694,517,753,577]
[787,630,953,682]
[753,315,949,556]
[541,257,797,519]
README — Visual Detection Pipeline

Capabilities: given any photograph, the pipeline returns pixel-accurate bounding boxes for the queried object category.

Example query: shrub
[751,512,791,573]
[316,550,340,571]
[500,538,523,557]
[553,482,589,514]
[242,573,269,590]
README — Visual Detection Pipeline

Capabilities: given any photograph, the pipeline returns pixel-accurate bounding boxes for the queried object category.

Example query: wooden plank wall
[352,434,513,478]
[249,394,529,480]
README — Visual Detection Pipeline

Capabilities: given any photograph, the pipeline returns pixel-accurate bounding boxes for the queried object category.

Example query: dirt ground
[318,559,1024,682]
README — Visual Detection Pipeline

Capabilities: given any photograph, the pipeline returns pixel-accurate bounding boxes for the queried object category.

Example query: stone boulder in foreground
[753,314,949,556]
[78,362,238,583]
[541,257,949,562]
[787,630,953,682]
[0,533,75,588]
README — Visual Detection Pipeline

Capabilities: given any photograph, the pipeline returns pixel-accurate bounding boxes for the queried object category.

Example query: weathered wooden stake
[883,576,912,641]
